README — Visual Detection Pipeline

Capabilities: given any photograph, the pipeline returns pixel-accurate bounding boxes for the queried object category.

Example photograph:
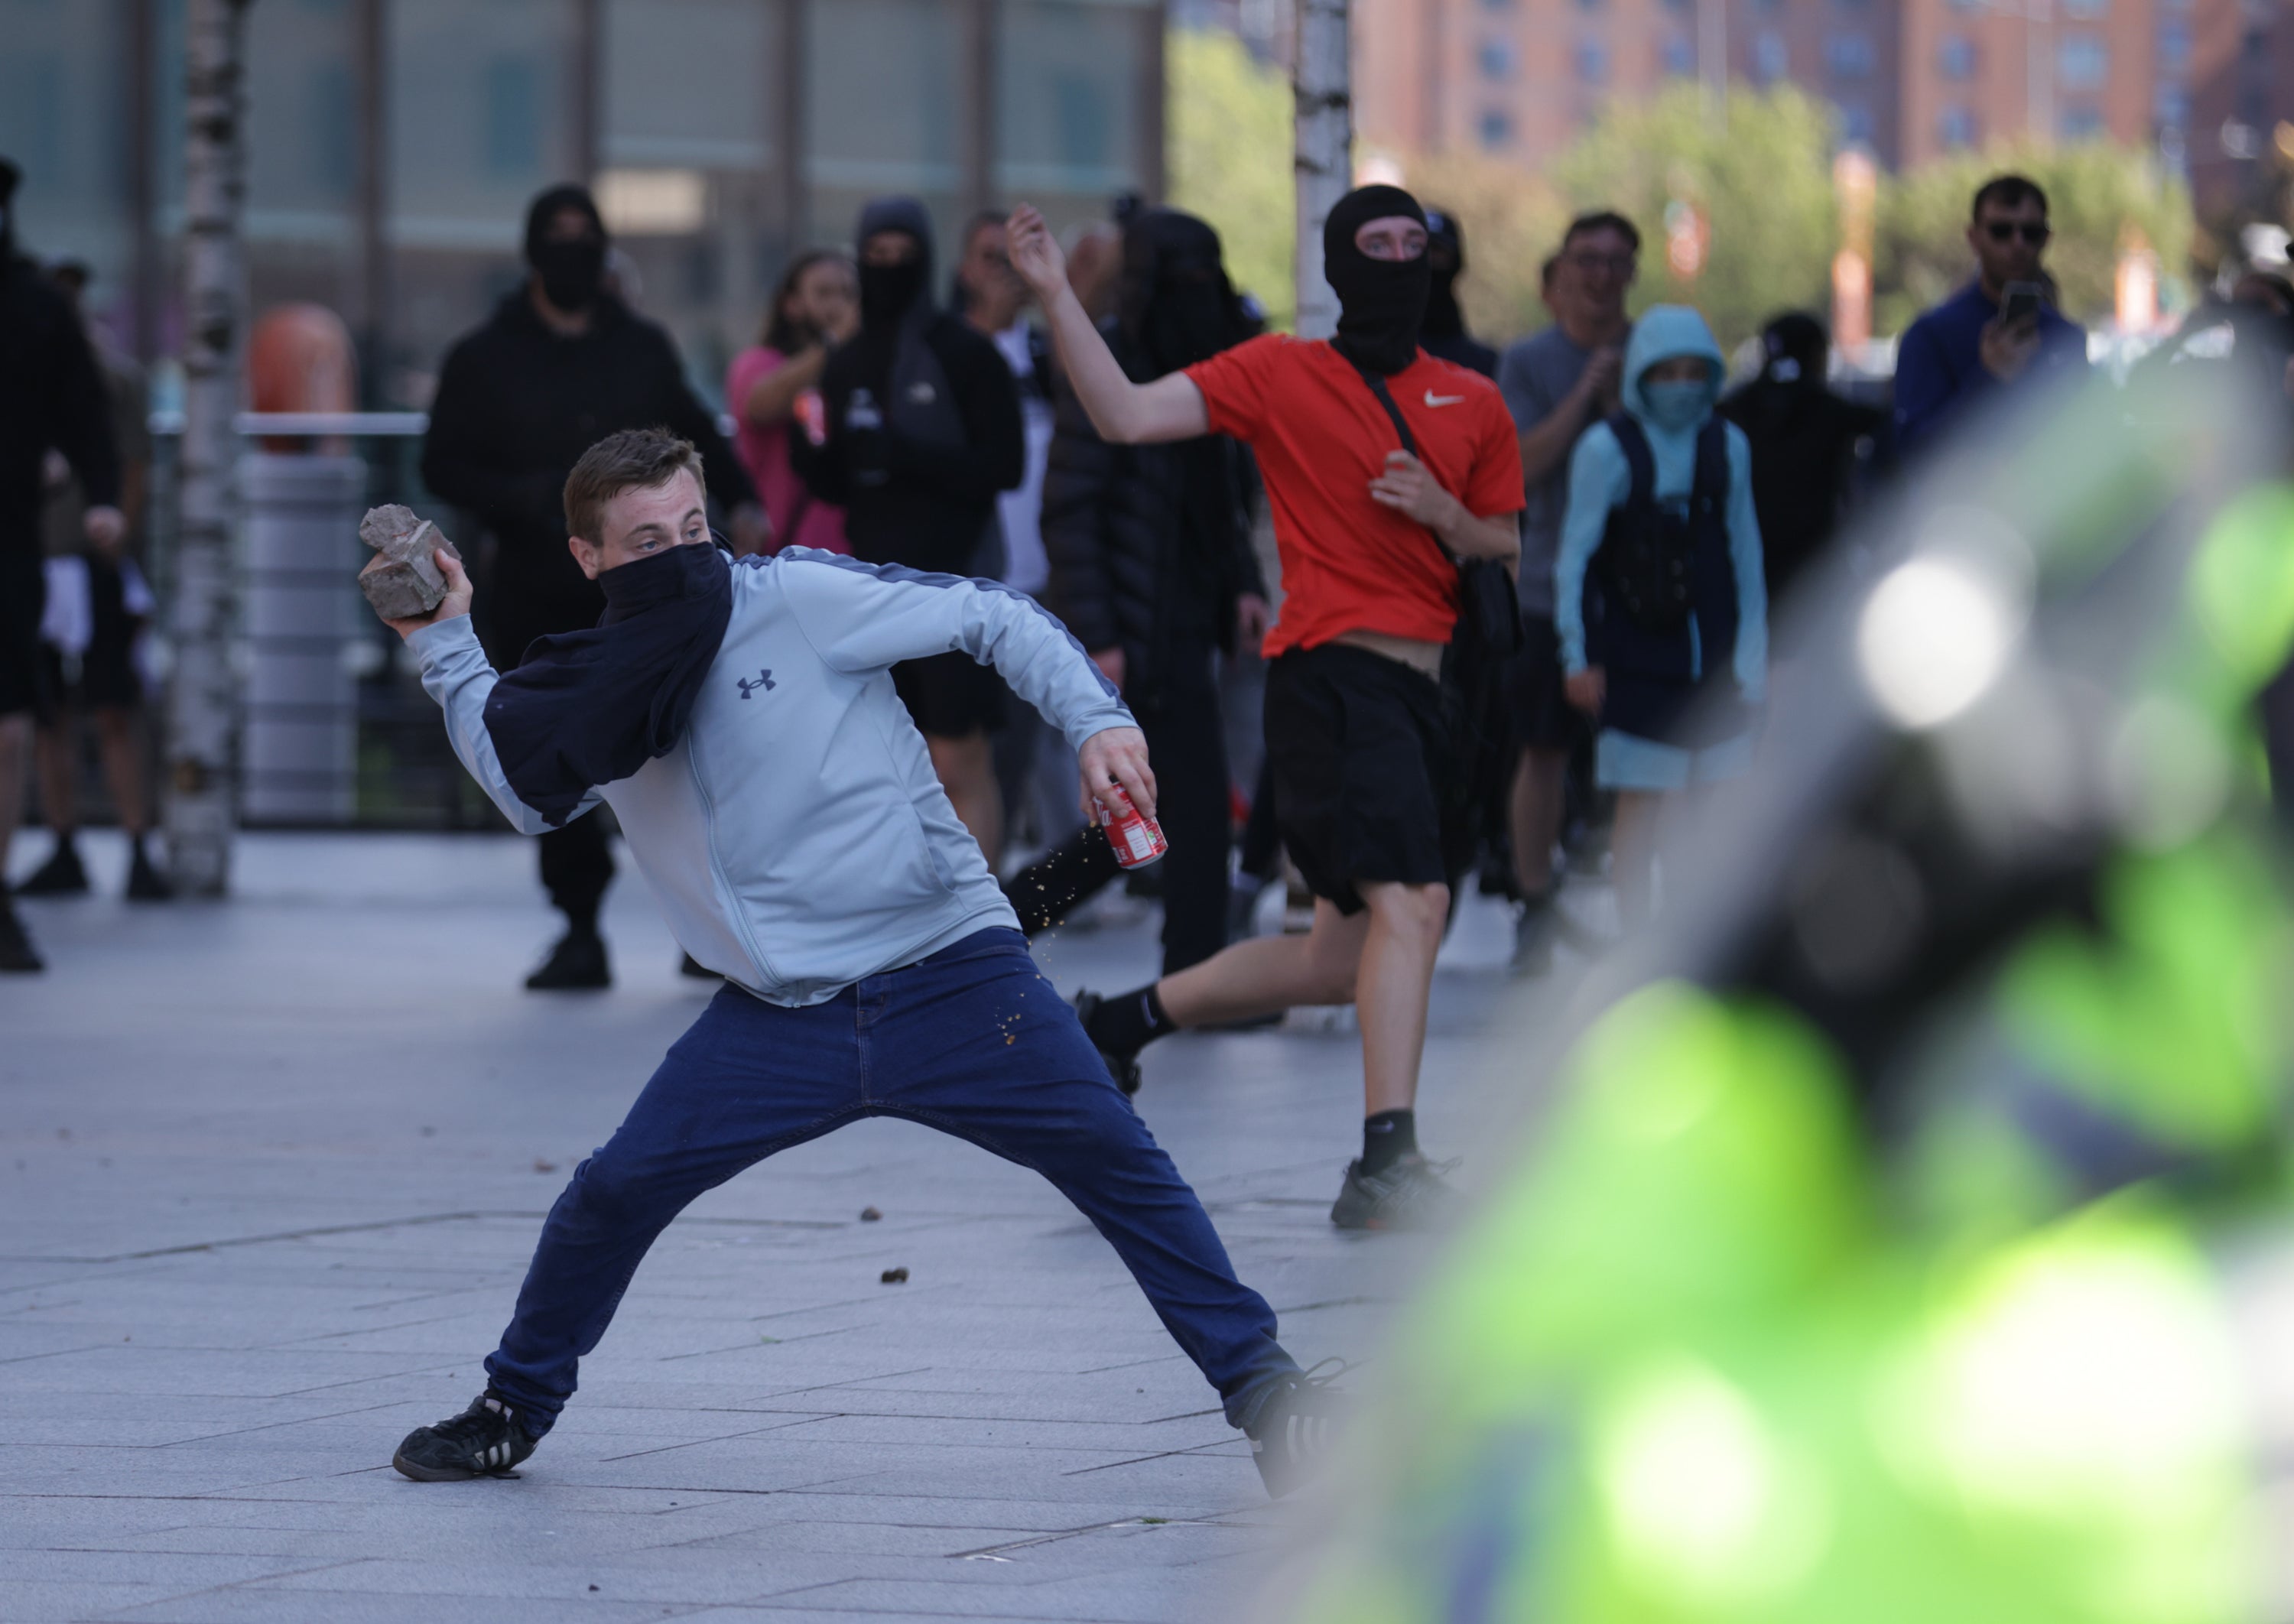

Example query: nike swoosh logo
[1424,391,1465,407]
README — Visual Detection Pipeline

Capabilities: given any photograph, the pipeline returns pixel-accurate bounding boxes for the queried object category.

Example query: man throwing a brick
[380,427,1334,1496]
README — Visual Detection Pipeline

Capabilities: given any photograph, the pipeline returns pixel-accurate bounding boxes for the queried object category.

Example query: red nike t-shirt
[1184,335,1524,657]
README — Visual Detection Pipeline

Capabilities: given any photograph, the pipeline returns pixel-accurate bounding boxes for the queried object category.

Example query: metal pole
[1698,0,1727,121]
[165,0,254,895]
[962,0,998,220]
[570,0,601,181]
[353,0,389,403]
[776,0,810,250]
[1293,0,1351,340]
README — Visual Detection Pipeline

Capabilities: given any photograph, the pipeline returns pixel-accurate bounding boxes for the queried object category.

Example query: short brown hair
[562,427,706,543]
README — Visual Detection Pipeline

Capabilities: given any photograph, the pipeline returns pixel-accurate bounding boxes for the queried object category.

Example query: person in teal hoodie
[1554,304,1766,925]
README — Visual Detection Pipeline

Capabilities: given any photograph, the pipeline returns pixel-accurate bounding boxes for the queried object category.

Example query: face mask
[598,534,729,622]
[531,237,605,312]
[858,255,928,328]
[1323,184,1431,376]
[1642,378,1712,432]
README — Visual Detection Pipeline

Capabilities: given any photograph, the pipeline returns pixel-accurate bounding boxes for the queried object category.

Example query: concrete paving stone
[2,831,1529,1623]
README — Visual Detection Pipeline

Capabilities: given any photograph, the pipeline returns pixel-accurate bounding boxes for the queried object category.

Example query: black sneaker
[0,902,43,973]
[1070,989,1142,1096]
[125,842,174,902]
[1243,1361,1347,1498]
[1330,1154,1461,1232]
[525,928,610,991]
[392,1392,538,1481]
[17,839,89,897]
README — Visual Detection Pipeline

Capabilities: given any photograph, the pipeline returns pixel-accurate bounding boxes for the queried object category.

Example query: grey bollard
[241,452,366,823]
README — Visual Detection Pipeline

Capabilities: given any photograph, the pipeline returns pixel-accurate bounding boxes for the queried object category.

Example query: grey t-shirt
[1496,324,1621,617]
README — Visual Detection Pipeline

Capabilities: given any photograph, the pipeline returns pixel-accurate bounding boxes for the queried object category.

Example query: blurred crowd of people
[8,146,2294,1223]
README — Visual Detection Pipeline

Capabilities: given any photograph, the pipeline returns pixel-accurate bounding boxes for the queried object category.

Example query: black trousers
[1141,640,1234,974]
[539,815,615,929]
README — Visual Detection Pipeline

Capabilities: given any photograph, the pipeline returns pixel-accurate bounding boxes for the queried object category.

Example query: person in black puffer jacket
[1008,208,1268,976]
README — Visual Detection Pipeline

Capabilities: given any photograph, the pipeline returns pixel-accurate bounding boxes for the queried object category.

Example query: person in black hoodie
[797,198,1025,857]
[1417,208,1498,378]
[1716,311,1886,613]
[1011,208,1269,974]
[421,184,763,991]
[0,156,123,974]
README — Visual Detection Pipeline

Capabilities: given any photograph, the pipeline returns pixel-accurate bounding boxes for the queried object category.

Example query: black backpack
[1597,413,1730,636]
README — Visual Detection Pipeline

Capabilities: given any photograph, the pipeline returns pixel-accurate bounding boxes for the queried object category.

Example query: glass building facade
[0,0,1166,410]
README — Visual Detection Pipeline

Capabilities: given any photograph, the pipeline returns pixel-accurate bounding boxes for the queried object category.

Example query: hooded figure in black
[421,182,760,991]
[0,154,123,973]
[1418,208,1498,378]
[1717,311,1888,610]
[797,197,1027,867]
[1016,207,1269,973]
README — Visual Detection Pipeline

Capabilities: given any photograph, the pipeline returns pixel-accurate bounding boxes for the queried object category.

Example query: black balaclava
[1421,207,1466,342]
[524,184,608,313]
[1323,184,1430,375]
[1760,311,1828,389]
[854,197,936,331]
[1118,207,1250,377]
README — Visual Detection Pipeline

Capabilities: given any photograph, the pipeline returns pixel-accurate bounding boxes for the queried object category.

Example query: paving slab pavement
[2,831,1531,1624]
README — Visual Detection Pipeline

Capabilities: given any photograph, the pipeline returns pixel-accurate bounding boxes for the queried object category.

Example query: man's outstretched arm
[780,554,1155,820]
[382,551,599,836]
[1006,206,1208,447]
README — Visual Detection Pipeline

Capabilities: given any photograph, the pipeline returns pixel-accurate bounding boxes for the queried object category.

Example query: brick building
[1353,0,2223,183]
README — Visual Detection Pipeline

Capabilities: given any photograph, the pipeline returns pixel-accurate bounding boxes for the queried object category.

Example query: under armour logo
[737,669,776,699]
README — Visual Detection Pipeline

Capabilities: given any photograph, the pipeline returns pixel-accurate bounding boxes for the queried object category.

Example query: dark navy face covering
[483,540,735,827]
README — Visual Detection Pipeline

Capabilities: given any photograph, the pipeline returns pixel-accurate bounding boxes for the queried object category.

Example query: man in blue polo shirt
[1893,174,2087,457]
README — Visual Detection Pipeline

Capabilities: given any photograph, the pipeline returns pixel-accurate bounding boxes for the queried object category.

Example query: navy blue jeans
[485,927,1298,1435]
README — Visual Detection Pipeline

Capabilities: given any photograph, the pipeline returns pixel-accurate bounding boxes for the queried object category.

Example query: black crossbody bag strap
[1345,359,1523,661]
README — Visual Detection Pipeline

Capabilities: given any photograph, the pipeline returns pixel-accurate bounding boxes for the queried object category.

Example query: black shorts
[893,650,1006,740]
[39,554,146,710]
[1263,643,1470,915]
[1503,614,1584,752]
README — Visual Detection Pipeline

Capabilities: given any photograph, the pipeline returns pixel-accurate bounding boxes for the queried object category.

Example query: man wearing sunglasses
[1893,174,2087,456]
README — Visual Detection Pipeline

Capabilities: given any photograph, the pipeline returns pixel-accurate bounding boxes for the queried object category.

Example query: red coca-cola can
[1100,784,1166,869]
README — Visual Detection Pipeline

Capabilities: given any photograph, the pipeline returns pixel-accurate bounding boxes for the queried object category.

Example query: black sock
[561,905,600,938]
[1361,1109,1418,1175]
[1087,983,1173,1056]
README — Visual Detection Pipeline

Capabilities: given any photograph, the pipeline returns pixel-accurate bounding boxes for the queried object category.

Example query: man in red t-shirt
[1009,186,1524,1230]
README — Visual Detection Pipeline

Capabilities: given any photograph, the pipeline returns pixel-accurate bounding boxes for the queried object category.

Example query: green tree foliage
[1552,84,1841,349]
[1402,148,1569,345]
[1167,28,1295,327]
[1875,142,2194,333]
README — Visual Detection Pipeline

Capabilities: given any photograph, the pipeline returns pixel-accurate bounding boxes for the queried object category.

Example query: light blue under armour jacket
[408,547,1136,1006]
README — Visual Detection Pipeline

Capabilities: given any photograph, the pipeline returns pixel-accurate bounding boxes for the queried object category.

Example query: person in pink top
[727,251,859,554]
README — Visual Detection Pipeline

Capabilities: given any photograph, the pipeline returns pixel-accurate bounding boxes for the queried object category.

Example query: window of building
[2061,0,2107,15]
[483,56,543,177]
[1663,0,1694,14]
[1478,37,1518,79]
[2158,20,2191,70]
[1824,32,1874,77]
[1480,0,1516,10]
[1753,31,1788,80]
[1575,0,1605,15]
[1838,100,1876,143]
[1575,37,1610,83]
[1938,104,1978,147]
[1938,34,1977,78]
[1662,31,1696,74]
[2057,33,2107,87]
[1478,107,1514,148]
[2058,102,2106,138]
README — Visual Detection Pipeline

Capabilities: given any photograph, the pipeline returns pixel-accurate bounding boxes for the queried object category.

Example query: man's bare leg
[1509,746,1566,900]
[928,731,1004,865]
[1156,898,1368,1027]
[34,710,76,841]
[93,708,149,836]
[1611,789,1663,931]
[0,712,31,880]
